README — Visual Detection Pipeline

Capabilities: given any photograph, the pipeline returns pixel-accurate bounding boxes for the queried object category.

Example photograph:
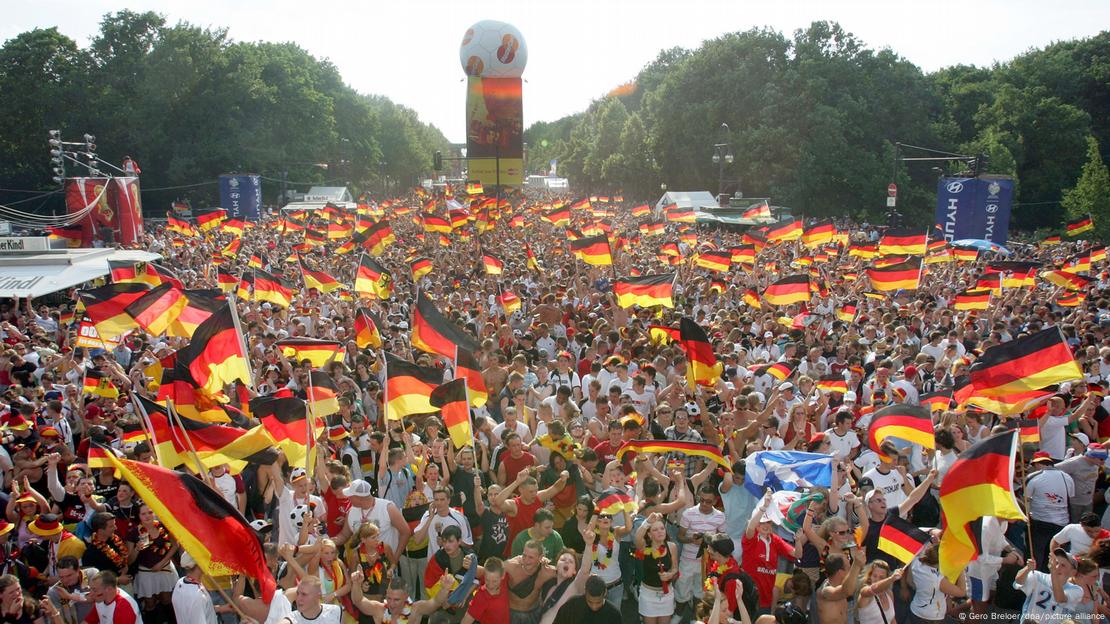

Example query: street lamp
[712,122,733,203]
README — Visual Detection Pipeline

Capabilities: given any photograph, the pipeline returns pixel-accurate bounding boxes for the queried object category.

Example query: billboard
[934,176,1013,244]
[466,77,524,187]
[219,174,262,221]
[64,177,144,246]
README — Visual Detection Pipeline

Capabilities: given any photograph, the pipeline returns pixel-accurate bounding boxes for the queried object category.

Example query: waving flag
[384,353,442,420]
[880,228,928,256]
[743,451,834,496]
[177,302,251,396]
[680,317,723,386]
[411,293,480,358]
[762,275,810,306]
[879,515,931,564]
[615,440,730,470]
[354,308,383,349]
[1066,215,1094,236]
[276,338,344,367]
[613,274,675,309]
[967,328,1081,397]
[868,404,935,460]
[867,258,922,291]
[569,235,613,266]
[430,379,472,449]
[78,283,150,340]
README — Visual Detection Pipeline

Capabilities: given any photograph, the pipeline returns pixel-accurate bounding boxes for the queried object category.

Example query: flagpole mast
[227,293,255,393]
[130,391,163,467]
[166,399,216,488]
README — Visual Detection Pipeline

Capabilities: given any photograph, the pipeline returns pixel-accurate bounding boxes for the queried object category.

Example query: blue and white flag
[743,450,834,497]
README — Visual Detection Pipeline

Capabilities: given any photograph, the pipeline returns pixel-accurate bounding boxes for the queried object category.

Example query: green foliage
[0,11,449,210]
[1061,137,1110,241]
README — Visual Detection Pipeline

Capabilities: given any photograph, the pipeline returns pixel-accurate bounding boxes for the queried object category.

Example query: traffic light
[433,150,443,172]
[48,130,65,184]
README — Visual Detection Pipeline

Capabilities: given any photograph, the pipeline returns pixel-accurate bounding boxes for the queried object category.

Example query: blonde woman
[635,512,679,624]
[857,560,901,624]
[344,523,393,603]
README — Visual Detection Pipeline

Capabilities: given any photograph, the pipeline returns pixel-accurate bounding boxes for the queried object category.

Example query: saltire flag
[868,404,935,460]
[766,219,803,243]
[124,283,187,336]
[299,261,343,293]
[482,255,504,275]
[77,283,149,340]
[595,489,637,516]
[195,209,227,232]
[276,338,344,367]
[836,302,857,322]
[880,228,928,256]
[455,347,489,408]
[665,205,697,223]
[354,308,383,349]
[216,270,237,294]
[410,257,433,281]
[497,291,522,315]
[96,446,277,601]
[307,370,341,417]
[741,200,771,220]
[168,290,224,339]
[879,515,931,564]
[541,206,571,227]
[802,220,835,248]
[177,302,251,396]
[250,393,317,467]
[1066,215,1094,236]
[815,375,848,394]
[569,235,614,266]
[430,379,472,449]
[411,292,480,358]
[631,204,651,218]
[954,289,990,311]
[83,369,120,399]
[920,390,953,412]
[967,328,1082,397]
[253,269,294,308]
[1041,270,1091,291]
[680,317,723,387]
[695,250,731,273]
[649,325,680,345]
[938,431,1025,582]
[1003,418,1041,444]
[762,275,810,306]
[867,258,922,291]
[384,353,442,420]
[46,225,84,247]
[355,254,393,299]
[743,450,833,496]
[613,274,675,309]
[615,440,731,470]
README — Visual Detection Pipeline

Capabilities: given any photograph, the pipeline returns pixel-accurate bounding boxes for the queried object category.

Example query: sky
[4,1,1109,143]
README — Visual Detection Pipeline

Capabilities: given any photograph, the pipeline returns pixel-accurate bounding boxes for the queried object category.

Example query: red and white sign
[887,183,898,197]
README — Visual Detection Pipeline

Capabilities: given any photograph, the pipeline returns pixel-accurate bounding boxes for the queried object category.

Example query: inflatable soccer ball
[459,20,527,78]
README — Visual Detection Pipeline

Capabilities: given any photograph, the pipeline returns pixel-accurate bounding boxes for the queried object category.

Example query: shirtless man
[483,354,509,403]
[348,572,454,623]
[816,549,863,624]
[504,540,558,624]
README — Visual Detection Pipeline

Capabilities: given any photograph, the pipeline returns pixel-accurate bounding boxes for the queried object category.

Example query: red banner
[64,177,144,246]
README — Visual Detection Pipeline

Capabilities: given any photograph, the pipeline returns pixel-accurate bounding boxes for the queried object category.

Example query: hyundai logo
[946,181,964,194]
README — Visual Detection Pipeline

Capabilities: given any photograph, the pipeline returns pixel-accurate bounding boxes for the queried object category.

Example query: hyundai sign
[218,174,262,221]
[935,176,1013,244]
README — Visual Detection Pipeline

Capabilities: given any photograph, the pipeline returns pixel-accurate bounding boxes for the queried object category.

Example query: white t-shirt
[863,467,910,509]
[1027,469,1075,526]
[1052,523,1108,556]
[416,508,474,558]
[172,577,217,624]
[679,506,726,561]
[909,561,946,619]
[824,429,860,460]
[1019,570,1082,621]
[346,498,400,554]
[277,488,326,547]
[1040,414,1070,460]
[492,420,531,444]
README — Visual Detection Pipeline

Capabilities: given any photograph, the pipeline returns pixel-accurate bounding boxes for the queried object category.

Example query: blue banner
[218,174,262,221]
[935,176,1013,244]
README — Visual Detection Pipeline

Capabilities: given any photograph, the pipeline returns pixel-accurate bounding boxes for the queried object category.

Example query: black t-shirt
[863,508,903,568]
[478,508,510,560]
[553,595,621,624]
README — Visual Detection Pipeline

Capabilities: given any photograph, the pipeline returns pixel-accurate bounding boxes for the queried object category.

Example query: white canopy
[0,248,162,299]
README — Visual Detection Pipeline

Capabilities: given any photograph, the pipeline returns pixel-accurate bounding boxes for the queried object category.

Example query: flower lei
[92,533,127,571]
[591,531,615,570]
[383,597,413,623]
[633,544,668,560]
[140,522,172,559]
[704,560,731,593]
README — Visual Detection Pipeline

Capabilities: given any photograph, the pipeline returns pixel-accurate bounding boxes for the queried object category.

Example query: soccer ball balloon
[459,20,527,78]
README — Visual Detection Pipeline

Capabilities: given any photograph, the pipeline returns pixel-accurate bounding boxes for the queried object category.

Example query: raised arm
[897,468,938,519]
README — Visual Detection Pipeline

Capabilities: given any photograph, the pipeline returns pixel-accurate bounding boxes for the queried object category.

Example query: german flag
[665,205,697,223]
[354,308,383,349]
[762,275,810,306]
[220,219,245,236]
[695,250,731,273]
[595,490,637,516]
[178,302,251,396]
[422,214,451,234]
[640,221,665,237]
[709,280,726,294]
[139,397,276,473]
[525,246,543,272]
[335,240,355,255]
[276,338,344,367]
[97,448,276,601]
[1058,292,1086,307]
[167,215,197,237]
[168,291,224,339]
[649,325,680,345]
[298,261,342,293]
[802,220,835,248]
[1066,253,1092,274]
[1066,215,1094,236]
[253,269,293,308]
[354,254,393,299]
[497,291,521,315]
[568,235,613,266]
[975,273,1002,294]
[410,257,433,281]
[46,225,84,247]
[659,241,681,257]
[304,229,327,246]
[430,379,472,449]
[108,260,154,286]
[847,243,877,259]
[1041,269,1090,291]
[964,388,1055,416]
[1041,235,1062,246]
[615,439,731,470]
[155,356,232,424]
[216,270,237,294]
[481,254,505,276]
[741,200,771,220]
[878,515,930,564]
[680,317,723,387]
[78,283,149,340]
[358,220,396,256]
[731,245,756,266]
[836,302,857,323]
[541,206,571,227]
[247,254,263,269]
[759,362,795,382]
[986,261,1038,288]
[455,347,488,408]
[938,431,1025,582]
[815,375,848,394]
[250,393,317,467]
[954,288,990,311]
[880,229,928,256]
[743,289,761,309]
[1004,418,1041,444]
[613,274,675,309]
[953,248,979,262]
[218,239,241,259]
[631,204,651,218]
[867,258,921,291]
[867,404,935,460]
[967,328,1081,398]
[1091,246,1107,264]
[195,209,227,232]
[411,293,480,358]
[921,390,953,412]
[926,248,952,264]
[124,283,187,336]
[83,369,119,399]
[307,370,341,417]
[766,219,803,243]
[384,353,441,420]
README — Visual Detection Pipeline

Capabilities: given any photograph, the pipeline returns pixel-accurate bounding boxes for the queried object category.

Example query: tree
[1061,136,1110,240]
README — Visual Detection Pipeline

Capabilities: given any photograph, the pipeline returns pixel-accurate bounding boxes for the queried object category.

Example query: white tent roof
[655,191,718,212]
[0,248,162,298]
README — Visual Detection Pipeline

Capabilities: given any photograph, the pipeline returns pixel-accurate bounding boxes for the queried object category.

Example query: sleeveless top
[640,543,674,588]
[347,499,398,554]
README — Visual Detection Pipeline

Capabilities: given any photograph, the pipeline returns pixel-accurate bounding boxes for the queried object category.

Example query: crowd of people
[0,189,1107,624]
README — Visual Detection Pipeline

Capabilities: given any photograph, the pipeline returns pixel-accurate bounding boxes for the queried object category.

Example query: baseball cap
[289,467,308,482]
[1031,451,1055,464]
[764,331,774,338]
[1053,547,1077,568]
[342,479,374,498]
[780,382,794,391]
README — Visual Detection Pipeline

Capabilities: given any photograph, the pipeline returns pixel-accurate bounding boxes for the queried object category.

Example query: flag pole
[130,391,163,467]
[166,399,216,488]
[227,293,255,392]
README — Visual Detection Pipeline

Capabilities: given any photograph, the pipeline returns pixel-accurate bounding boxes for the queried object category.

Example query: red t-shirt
[466,577,510,624]
[508,496,544,545]
[322,489,351,538]
[741,532,795,608]
[500,452,535,484]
